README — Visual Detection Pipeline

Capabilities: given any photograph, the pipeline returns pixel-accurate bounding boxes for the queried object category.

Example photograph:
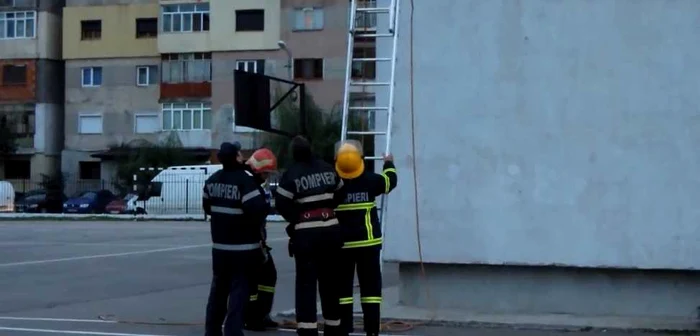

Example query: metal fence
[6,177,276,216]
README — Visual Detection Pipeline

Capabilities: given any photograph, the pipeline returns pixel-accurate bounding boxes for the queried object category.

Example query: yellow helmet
[335,140,364,179]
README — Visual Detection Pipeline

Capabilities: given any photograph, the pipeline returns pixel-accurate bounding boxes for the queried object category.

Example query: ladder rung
[347,131,386,135]
[350,81,390,86]
[353,33,394,38]
[349,106,388,111]
[352,57,392,62]
[356,7,391,13]
[365,156,384,160]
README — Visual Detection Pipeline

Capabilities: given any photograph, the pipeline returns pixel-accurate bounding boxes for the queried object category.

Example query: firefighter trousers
[338,245,382,334]
[294,247,346,336]
[245,247,277,323]
[204,248,263,336]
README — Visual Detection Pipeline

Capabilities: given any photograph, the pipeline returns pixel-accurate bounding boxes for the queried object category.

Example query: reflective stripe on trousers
[212,242,261,251]
[210,206,243,215]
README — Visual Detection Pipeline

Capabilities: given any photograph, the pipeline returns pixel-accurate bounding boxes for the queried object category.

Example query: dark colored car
[105,193,138,214]
[63,190,116,214]
[16,192,67,213]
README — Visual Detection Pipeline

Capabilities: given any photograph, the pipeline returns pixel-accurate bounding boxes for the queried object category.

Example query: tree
[110,133,203,194]
[37,173,67,213]
[263,90,368,168]
[0,114,18,157]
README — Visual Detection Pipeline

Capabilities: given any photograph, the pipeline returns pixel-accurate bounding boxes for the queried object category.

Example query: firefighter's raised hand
[383,154,394,162]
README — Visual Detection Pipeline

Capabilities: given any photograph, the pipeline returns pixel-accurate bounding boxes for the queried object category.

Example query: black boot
[263,315,279,328]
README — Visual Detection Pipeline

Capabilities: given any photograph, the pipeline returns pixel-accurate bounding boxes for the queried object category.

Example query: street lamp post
[277,40,292,80]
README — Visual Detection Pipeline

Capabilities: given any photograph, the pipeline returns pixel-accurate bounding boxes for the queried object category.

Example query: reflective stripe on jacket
[203,164,270,247]
[335,161,398,248]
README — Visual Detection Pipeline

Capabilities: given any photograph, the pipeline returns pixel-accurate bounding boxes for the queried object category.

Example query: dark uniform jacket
[203,163,270,251]
[273,157,344,252]
[334,161,398,248]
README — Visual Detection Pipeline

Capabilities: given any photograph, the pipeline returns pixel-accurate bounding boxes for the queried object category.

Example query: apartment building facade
[62,0,202,183]
[0,0,64,189]
[61,0,377,179]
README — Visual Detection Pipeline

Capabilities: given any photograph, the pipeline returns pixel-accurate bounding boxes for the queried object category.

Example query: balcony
[0,61,35,102]
[0,107,35,151]
[159,101,212,148]
[160,53,212,99]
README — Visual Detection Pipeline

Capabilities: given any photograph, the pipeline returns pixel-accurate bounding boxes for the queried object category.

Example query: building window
[350,94,376,130]
[78,161,101,180]
[293,7,324,31]
[354,0,377,30]
[235,60,265,74]
[162,102,211,131]
[136,65,158,86]
[136,18,158,38]
[161,53,211,83]
[1,64,27,85]
[235,9,264,31]
[134,113,160,134]
[293,58,323,80]
[351,46,376,79]
[161,3,210,33]
[81,67,102,87]
[78,114,103,134]
[3,160,30,180]
[80,20,102,40]
[0,11,36,39]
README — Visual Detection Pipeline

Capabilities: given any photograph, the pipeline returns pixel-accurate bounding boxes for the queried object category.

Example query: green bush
[263,90,369,168]
[111,133,202,194]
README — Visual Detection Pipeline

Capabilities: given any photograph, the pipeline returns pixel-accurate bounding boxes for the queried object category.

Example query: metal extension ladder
[340,0,401,266]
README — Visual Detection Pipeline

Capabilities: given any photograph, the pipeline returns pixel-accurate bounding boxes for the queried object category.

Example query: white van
[0,181,15,213]
[137,165,222,215]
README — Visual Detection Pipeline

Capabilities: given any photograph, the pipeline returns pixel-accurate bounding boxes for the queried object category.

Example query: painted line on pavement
[0,326,173,336]
[0,244,210,267]
[0,237,287,268]
[0,317,116,324]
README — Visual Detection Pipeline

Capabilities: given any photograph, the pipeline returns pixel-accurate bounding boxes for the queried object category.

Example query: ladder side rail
[340,0,359,142]
[380,0,401,230]
[388,0,396,32]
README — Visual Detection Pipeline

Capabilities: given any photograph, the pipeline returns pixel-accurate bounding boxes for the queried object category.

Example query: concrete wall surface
[158,0,281,53]
[379,0,700,270]
[399,263,700,318]
[63,3,159,59]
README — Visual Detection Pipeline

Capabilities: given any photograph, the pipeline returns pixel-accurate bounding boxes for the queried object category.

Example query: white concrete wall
[379,0,700,270]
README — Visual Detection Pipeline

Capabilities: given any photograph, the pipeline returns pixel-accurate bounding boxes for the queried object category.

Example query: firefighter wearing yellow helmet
[333,140,398,336]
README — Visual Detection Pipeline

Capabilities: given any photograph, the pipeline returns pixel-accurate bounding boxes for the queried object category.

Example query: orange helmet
[246,148,278,173]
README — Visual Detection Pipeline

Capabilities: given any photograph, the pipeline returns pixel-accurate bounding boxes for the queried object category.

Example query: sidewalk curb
[274,309,700,333]
[0,213,286,222]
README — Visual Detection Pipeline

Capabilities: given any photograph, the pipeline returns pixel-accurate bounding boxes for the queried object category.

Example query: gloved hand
[288,240,295,258]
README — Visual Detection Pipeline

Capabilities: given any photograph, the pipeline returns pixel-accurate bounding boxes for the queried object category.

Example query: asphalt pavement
[0,220,688,336]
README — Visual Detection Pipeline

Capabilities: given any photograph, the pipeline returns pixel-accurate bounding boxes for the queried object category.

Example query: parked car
[0,181,15,213]
[105,193,139,214]
[16,192,68,213]
[14,189,45,204]
[63,190,116,214]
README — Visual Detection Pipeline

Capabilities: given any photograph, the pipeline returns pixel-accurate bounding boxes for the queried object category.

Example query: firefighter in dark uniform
[272,136,348,336]
[203,142,270,336]
[333,140,398,336]
[244,148,280,331]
